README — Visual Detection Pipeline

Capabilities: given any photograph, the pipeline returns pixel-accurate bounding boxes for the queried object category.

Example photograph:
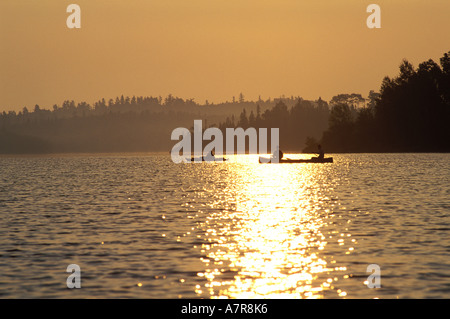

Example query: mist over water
[0,153,448,298]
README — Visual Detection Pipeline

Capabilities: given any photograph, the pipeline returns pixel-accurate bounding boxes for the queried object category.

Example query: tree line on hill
[1,51,448,154]
[307,51,450,153]
[0,93,309,153]
[215,51,449,154]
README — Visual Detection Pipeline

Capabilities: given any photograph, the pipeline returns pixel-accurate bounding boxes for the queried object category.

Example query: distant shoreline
[1,151,448,158]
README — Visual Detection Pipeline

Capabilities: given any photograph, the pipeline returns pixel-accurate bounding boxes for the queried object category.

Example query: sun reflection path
[195,156,350,298]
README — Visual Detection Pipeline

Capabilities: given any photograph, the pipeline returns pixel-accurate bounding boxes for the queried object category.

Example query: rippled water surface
[0,153,449,298]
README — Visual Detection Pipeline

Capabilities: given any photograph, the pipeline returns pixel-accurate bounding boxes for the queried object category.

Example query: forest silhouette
[314,51,450,153]
[0,52,449,154]
[222,51,450,153]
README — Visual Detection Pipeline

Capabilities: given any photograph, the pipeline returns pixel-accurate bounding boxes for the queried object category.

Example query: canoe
[186,156,228,162]
[259,156,333,164]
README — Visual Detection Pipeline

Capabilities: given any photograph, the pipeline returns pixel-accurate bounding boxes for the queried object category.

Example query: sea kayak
[259,156,333,164]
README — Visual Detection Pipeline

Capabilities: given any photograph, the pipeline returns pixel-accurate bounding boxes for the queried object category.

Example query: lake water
[0,153,449,299]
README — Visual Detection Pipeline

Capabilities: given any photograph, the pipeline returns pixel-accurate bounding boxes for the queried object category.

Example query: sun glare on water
[194,155,345,298]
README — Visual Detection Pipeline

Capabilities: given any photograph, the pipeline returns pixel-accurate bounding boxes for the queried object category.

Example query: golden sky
[1,0,449,111]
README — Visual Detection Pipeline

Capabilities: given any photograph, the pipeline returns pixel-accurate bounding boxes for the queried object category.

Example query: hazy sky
[1,0,449,112]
